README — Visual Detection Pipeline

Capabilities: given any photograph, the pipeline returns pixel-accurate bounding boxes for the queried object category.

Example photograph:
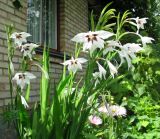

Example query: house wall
[60,0,89,54]
[0,0,89,107]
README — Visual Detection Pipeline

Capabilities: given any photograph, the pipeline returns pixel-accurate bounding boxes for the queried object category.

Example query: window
[27,0,57,49]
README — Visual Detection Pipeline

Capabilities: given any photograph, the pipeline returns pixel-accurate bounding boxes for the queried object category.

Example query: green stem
[109,117,114,139]
[6,25,14,107]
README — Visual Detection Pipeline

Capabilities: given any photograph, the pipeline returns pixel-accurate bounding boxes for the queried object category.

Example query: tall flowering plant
[4,25,50,138]
[4,3,154,139]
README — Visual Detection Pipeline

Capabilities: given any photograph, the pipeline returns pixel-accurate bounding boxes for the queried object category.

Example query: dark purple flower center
[71,60,77,65]
[85,34,98,43]
[16,34,22,39]
[137,19,142,24]
[19,74,25,79]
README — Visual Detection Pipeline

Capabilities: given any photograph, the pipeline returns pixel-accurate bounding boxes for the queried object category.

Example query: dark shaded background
[88,0,160,42]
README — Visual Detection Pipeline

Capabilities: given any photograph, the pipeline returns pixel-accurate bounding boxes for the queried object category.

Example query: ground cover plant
[2,3,160,139]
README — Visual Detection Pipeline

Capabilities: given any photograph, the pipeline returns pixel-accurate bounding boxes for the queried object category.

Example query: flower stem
[6,25,14,107]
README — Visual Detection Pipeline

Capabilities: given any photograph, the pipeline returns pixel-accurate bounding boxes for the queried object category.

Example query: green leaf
[129,116,136,124]
[40,47,50,122]
[52,86,63,139]
[32,109,38,139]
[140,120,149,127]
[84,133,98,139]
[25,84,30,101]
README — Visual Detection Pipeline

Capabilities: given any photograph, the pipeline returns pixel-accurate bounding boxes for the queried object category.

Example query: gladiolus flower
[135,17,148,29]
[128,17,148,33]
[125,43,143,53]
[93,72,100,86]
[97,62,106,79]
[93,62,106,86]
[12,72,36,90]
[20,43,39,60]
[10,32,31,47]
[140,36,154,47]
[62,57,87,73]
[107,60,118,78]
[118,43,143,68]
[71,31,114,54]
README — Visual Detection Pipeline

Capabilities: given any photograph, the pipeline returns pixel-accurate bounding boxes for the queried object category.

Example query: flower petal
[76,58,87,63]
[21,95,29,108]
[77,62,82,70]
[24,72,36,79]
[107,60,118,78]
[83,41,92,51]
[97,62,106,79]
[94,37,104,49]
[61,60,72,66]
[88,115,102,125]
[95,30,114,39]
[140,36,154,46]
[124,43,143,53]
[21,32,31,38]
[71,33,87,43]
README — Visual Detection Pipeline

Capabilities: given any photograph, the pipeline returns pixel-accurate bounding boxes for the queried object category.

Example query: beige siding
[60,0,88,54]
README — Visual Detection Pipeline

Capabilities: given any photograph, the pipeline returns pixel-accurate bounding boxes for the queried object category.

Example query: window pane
[27,0,41,43]
[27,0,57,49]
[48,0,57,48]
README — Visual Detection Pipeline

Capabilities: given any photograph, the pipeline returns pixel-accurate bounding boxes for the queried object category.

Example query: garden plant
[2,3,160,139]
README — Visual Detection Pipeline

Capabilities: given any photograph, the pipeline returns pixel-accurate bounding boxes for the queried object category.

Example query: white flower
[20,95,29,108]
[103,40,120,55]
[124,43,143,60]
[93,72,100,79]
[98,105,127,117]
[135,17,148,29]
[98,105,108,113]
[88,115,102,125]
[118,49,132,68]
[107,60,118,78]
[129,17,148,33]
[125,43,143,53]
[118,43,143,68]
[10,32,31,47]
[20,43,39,59]
[61,57,87,73]
[71,30,114,54]
[12,72,36,90]
[93,72,100,86]
[109,105,127,117]
[140,36,154,47]
[97,62,106,79]
[92,62,106,86]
